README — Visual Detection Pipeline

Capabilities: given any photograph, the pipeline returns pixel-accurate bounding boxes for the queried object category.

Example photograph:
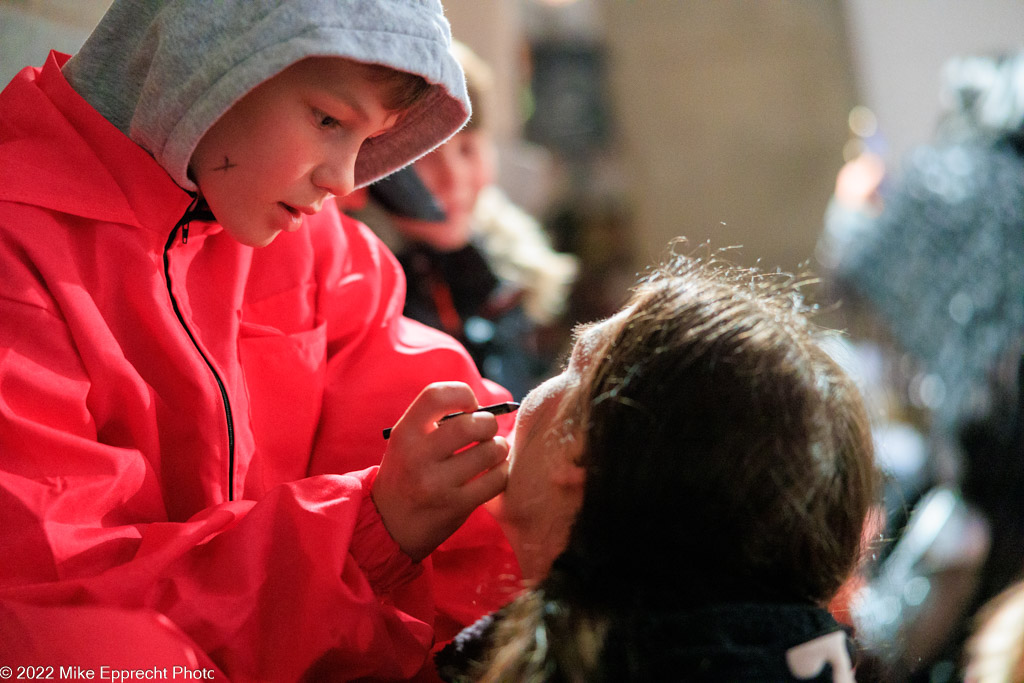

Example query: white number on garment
[785,631,855,683]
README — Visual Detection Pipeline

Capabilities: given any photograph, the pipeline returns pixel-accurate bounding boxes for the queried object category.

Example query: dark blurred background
[5,0,1022,317]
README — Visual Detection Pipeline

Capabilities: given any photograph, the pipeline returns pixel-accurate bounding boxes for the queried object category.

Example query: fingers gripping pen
[382,402,520,440]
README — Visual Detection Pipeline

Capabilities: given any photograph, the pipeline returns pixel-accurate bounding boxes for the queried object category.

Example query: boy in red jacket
[0,1,520,679]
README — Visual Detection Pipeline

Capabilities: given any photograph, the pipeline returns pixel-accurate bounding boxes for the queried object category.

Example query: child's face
[393,128,495,252]
[191,57,400,247]
[496,308,629,581]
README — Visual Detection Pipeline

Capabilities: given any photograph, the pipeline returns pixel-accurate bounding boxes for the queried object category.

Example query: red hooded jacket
[0,53,520,681]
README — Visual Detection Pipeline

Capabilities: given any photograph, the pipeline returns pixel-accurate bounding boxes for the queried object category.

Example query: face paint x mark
[213,156,237,173]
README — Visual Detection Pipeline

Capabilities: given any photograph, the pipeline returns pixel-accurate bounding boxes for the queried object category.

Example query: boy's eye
[314,109,341,129]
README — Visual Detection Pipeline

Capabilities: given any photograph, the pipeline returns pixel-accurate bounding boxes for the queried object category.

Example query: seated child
[435,248,880,682]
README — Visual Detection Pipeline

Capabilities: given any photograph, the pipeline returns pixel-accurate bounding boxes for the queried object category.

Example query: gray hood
[63,0,470,191]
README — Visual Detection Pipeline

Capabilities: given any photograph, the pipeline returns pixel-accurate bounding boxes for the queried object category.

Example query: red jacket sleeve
[0,295,433,681]
[307,209,523,636]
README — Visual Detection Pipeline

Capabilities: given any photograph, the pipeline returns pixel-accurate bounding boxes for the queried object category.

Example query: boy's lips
[281,201,324,215]
[280,202,318,215]
[278,203,305,231]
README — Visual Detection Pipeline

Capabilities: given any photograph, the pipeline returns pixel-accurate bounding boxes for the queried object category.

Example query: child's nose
[432,160,458,192]
[313,152,358,198]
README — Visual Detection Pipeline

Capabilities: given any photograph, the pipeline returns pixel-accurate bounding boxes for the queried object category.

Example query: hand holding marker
[383,402,520,440]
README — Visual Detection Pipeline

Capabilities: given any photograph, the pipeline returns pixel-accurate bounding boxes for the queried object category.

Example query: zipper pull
[175,194,201,245]
[171,193,215,247]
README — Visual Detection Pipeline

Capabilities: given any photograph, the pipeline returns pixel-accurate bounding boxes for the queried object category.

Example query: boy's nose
[432,158,459,192]
[415,159,455,200]
[313,153,358,198]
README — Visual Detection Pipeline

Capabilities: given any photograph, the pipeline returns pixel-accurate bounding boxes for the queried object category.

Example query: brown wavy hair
[475,247,879,682]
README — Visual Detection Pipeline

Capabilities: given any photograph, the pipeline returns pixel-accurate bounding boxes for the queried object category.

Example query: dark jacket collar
[436,602,856,682]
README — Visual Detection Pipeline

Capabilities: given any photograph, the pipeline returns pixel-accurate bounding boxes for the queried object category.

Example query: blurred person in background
[345,41,579,400]
[820,52,1024,683]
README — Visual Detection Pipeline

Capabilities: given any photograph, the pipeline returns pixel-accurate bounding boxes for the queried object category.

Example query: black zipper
[163,222,236,501]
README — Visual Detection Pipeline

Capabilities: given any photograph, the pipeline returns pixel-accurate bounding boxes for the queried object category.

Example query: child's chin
[228,227,282,248]
[244,232,282,248]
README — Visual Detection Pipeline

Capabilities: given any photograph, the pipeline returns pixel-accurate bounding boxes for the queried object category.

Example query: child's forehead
[571,308,632,360]
[268,58,391,108]
[276,56,425,113]
[281,57,383,89]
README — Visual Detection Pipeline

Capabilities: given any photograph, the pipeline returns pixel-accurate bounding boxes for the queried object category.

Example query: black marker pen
[382,401,520,440]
